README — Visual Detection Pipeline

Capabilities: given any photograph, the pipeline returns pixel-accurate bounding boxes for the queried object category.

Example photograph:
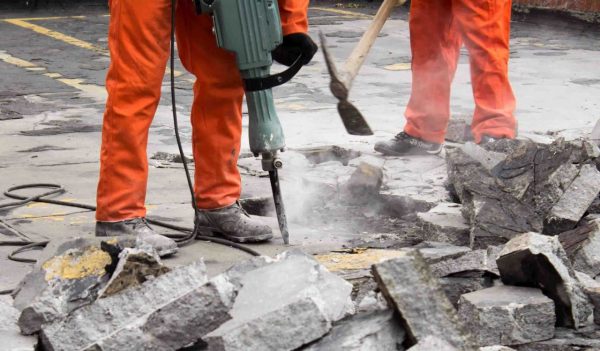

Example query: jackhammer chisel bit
[197,0,304,244]
[269,168,289,245]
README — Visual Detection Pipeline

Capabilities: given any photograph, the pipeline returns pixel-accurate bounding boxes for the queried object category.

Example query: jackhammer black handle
[243,55,304,92]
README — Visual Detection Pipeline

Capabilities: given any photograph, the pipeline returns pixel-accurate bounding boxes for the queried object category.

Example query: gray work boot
[195,202,273,243]
[375,132,443,156]
[96,218,178,257]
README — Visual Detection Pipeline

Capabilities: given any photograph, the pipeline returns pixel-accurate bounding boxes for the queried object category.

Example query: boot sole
[374,143,442,156]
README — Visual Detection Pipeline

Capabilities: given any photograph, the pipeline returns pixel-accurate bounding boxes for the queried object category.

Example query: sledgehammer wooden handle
[343,0,404,88]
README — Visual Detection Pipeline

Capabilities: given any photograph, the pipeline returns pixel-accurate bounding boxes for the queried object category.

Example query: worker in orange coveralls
[375,0,517,156]
[95,0,317,256]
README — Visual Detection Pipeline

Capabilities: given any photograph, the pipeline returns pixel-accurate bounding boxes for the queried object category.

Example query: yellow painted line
[0,51,107,100]
[2,15,88,21]
[384,62,411,71]
[4,18,186,78]
[310,6,373,19]
[5,18,108,54]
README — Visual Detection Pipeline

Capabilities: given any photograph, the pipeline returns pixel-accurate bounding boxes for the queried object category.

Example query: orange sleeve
[278,0,309,35]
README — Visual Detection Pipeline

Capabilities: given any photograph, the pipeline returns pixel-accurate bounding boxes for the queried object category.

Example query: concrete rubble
[40,260,211,350]
[380,155,450,217]
[12,236,135,335]
[8,139,600,351]
[417,202,471,246]
[0,296,37,351]
[560,218,600,278]
[372,250,478,350]
[574,271,600,325]
[496,232,593,329]
[339,155,385,203]
[203,250,355,351]
[458,285,556,346]
[98,247,171,297]
[302,310,405,351]
[447,138,600,248]
[407,335,459,351]
[516,326,600,350]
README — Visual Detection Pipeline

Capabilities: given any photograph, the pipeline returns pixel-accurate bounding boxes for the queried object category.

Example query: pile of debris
[5,137,600,350]
[446,138,600,248]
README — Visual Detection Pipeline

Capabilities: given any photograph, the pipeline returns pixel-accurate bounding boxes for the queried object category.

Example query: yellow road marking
[0,51,107,100]
[2,15,88,21]
[384,62,411,71]
[4,18,186,78]
[311,6,373,19]
[5,18,108,55]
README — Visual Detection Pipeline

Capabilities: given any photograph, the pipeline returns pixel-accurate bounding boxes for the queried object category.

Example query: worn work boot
[95,218,178,257]
[195,202,273,243]
[374,132,443,156]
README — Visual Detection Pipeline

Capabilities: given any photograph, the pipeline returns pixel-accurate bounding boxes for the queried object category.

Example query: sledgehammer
[320,0,405,136]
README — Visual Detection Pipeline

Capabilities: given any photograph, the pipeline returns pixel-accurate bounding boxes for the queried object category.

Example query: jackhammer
[193,0,308,244]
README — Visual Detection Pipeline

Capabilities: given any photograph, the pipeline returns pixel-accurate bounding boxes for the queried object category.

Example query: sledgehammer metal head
[320,32,373,136]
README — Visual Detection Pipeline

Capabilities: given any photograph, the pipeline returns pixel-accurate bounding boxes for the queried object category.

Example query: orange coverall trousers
[96,0,308,222]
[404,0,517,144]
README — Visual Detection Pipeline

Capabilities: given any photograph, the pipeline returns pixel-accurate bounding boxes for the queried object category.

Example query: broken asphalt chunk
[560,219,600,277]
[372,250,478,350]
[417,202,471,247]
[0,296,37,351]
[12,236,135,335]
[98,247,171,297]
[496,232,593,328]
[302,310,405,351]
[407,335,459,351]
[458,286,555,346]
[545,164,600,234]
[203,250,354,351]
[40,260,209,350]
[205,297,330,351]
[574,271,600,326]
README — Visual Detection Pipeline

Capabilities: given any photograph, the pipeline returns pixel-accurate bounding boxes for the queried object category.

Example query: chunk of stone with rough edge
[380,155,450,217]
[458,286,555,346]
[446,145,541,248]
[410,241,472,264]
[339,158,384,203]
[417,203,470,246]
[515,326,600,351]
[479,347,515,351]
[205,297,331,351]
[0,296,37,351]
[204,250,354,351]
[99,247,171,297]
[407,335,459,351]
[83,275,236,351]
[302,309,405,351]
[439,276,496,308]
[467,194,542,249]
[497,232,593,329]
[574,271,600,325]
[563,219,600,278]
[430,246,501,278]
[13,237,135,334]
[372,250,478,350]
[40,260,208,351]
[546,164,600,234]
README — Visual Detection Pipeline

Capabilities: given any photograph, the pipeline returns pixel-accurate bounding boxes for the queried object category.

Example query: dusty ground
[0,0,599,292]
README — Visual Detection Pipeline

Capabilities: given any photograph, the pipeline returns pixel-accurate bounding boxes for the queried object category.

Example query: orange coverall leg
[96,0,308,222]
[404,0,517,144]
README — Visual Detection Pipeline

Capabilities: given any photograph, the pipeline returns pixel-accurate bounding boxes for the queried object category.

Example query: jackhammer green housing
[195,0,306,244]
